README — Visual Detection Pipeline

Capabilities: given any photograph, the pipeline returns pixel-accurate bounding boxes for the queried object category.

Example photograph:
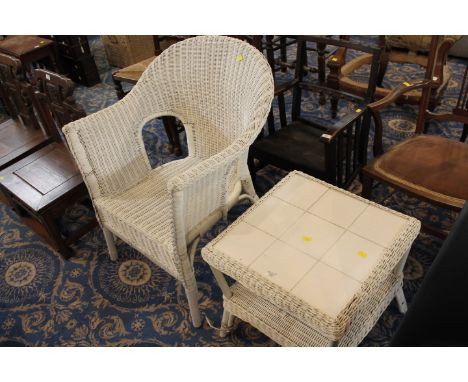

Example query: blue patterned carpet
[0,37,466,346]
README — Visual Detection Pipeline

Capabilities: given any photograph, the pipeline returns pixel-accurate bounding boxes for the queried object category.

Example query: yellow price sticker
[302,235,313,242]
[236,54,244,62]
[357,250,368,258]
[355,108,362,113]
[403,81,412,87]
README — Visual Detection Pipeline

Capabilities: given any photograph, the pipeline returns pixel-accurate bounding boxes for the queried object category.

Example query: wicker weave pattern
[63,36,274,325]
[202,171,421,343]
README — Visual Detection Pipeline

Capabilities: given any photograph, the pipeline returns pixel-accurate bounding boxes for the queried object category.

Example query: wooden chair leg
[361,172,374,199]
[461,124,468,142]
[161,116,182,156]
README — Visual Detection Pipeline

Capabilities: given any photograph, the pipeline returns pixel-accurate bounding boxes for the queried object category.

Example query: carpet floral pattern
[0,37,466,346]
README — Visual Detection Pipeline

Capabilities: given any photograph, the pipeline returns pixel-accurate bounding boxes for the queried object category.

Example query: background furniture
[202,171,421,346]
[0,53,51,170]
[0,69,95,258]
[391,202,468,346]
[0,36,60,76]
[362,37,468,237]
[338,35,461,110]
[63,36,273,327]
[249,36,384,189]
[112,36,187,156]
[48,35,100,87]
[102,35,155,68]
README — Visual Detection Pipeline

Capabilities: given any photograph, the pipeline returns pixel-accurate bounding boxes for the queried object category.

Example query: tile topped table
[202,171,421,346]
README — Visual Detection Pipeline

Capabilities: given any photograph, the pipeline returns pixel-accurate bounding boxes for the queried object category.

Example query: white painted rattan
[63,36,274,327]
[202,171,421,345]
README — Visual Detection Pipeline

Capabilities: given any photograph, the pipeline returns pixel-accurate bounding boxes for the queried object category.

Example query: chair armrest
[274,79,298,96]
[367,80,432,156]
[63,97,155,198]
[319,106,366,143]
[167,140,247,245]
[367,80,431,111]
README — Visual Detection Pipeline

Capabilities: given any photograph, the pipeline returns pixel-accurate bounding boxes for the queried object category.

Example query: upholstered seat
[365,135,468,209]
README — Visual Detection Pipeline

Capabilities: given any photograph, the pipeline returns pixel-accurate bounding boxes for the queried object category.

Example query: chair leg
[361,172,374,199]
[395,286,408,314]
[242,177,259,202]
[185,285,202,328]
[102,227,118,261]
[220,309,234,338]
[461,124,468,142]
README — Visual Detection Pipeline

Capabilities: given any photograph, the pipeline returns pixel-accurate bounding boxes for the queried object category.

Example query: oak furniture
[0,69,95,258]
[0,53,51,170]
[337,35,461,110]
[49,36,100,87]
[202,171,420,346]
[249,36,384,189]
[62,36,273,327]
[361,37,468,237]
[0,36,60,76]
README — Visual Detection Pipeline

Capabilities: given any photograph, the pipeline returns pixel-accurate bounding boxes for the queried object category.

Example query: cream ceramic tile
[214,222,275,266]
[349,205,407,247]
[321,231,386,282]
[250,240,316,291]
[273,174,329,210]
[291,262,362,318]
[244,196,304,237]
[280,212,344,259]
[309,189,367,228]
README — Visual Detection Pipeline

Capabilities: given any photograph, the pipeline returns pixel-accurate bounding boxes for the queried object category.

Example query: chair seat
[364,135,468,209]
[0,118,50,170]
[95,157,201,254]
[251,120,326,177]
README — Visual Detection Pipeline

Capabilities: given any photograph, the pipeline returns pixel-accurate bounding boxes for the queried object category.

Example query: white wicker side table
[202,171,421,346]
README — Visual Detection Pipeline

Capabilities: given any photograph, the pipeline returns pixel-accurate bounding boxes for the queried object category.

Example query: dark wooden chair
[337,35,461,111]
[249,35,383,189]
[0,69,96,258]
[361,36,468,237]
[0,53,52,170]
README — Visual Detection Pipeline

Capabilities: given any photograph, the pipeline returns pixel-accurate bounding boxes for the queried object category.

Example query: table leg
[41,210,73,259]
[395,287,408,314]
[220,309,234,338]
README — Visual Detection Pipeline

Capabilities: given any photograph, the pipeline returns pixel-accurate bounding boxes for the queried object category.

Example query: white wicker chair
[63,35,274,327]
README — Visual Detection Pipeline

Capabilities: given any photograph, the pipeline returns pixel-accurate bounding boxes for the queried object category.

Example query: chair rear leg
[102,226,118,261]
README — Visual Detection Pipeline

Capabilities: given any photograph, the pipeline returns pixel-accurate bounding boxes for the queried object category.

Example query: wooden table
[0,143,96,258]
[202,171,421,346]
[0,36,60,76]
